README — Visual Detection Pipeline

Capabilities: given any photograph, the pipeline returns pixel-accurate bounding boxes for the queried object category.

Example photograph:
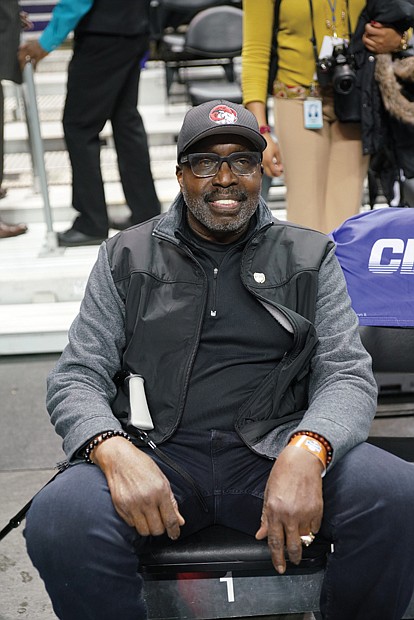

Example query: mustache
[203,190,248,203]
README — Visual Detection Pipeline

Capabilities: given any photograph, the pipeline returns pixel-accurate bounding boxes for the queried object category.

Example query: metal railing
[21,61,59,255]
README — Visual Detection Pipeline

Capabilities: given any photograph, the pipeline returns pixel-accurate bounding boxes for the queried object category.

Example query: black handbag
[267,0,282,95]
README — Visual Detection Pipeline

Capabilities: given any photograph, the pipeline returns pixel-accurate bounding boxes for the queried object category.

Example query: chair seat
[140,525,330,575]
[187,81,242,106]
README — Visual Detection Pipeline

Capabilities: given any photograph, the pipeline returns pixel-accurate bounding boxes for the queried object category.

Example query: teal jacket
[39,0,93,52]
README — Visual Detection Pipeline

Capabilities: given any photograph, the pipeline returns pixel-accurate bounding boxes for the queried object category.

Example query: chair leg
[223,60,235,83]
[165,64,177,98]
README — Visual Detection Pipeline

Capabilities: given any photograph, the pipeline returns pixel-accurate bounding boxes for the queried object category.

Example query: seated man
[25,100,414,620]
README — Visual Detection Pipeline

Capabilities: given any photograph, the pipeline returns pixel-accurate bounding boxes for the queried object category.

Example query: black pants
[62,33,160,237]
[25,430,414,620]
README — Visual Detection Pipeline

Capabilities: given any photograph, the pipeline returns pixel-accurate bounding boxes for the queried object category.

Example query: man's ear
[176,164,184,190]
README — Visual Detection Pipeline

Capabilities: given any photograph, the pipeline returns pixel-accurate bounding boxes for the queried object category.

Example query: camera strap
[308,0,352,65]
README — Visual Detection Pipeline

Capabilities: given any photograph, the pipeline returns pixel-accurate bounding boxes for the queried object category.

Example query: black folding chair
[150,1,242,102]
[183,5,243,105]
[140,525,330,619]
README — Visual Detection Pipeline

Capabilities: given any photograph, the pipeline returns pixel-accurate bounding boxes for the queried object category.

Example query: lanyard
[326,0,339,36]
[308,0,352,64]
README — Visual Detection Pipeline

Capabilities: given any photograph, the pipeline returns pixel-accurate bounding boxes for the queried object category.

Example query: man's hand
[362,22,403,54]
[18,40,48,70]
[92,436,185,540]
[256,445,324,574]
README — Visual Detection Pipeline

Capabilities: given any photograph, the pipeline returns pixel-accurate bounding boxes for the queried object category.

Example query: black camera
[316,42,356,95]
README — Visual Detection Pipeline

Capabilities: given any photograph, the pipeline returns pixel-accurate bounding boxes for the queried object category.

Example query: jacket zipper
[210,267,218,317]
[151,231,209,439]
[151,221,275,441]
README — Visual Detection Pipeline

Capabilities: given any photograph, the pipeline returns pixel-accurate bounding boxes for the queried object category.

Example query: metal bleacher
[1,2,181,355]
[3,1,379,358]
[0,2,290,357]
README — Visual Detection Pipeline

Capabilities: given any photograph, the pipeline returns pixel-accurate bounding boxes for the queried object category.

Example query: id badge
[304,98,323,129]
[319,35,345,59]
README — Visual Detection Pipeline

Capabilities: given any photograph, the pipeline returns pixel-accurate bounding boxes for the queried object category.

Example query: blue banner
[330,208,414,327]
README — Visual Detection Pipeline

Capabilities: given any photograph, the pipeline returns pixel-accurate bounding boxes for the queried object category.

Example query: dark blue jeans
[25,430,414,620]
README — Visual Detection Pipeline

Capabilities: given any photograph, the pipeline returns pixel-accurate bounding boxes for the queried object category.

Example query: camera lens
[333,65,356,95]
[337,77,353,93]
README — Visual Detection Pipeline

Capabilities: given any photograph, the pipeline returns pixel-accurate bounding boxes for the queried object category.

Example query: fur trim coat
[373,52,414,189]
[375,54,414,125]
[349,0,414,156]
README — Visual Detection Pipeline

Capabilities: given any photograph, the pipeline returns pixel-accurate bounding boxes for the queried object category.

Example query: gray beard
[182,187,259,233]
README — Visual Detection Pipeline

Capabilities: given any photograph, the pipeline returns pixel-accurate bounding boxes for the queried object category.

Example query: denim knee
[322,442,414,537]
[24,463,147,620]
[25,463,136,572]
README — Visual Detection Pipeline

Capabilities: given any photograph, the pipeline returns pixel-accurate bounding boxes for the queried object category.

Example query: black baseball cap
[177,100,267,162]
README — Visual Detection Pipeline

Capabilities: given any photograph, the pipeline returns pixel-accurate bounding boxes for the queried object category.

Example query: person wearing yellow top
[242,0,406,233]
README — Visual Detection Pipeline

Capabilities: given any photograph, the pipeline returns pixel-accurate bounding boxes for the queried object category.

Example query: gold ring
[300,532,315,547]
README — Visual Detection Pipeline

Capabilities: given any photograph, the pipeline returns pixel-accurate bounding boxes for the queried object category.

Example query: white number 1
[220,573,235,602]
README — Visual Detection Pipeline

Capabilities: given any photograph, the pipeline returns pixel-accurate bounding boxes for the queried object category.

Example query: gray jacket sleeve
[292,246,378,467]
[46,243,126,460]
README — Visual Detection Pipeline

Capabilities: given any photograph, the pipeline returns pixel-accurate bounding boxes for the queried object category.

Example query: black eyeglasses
[180,152,262,178]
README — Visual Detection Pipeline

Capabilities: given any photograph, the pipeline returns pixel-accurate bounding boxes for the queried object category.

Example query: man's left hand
[18,40,48,70]
[256,445,324,574]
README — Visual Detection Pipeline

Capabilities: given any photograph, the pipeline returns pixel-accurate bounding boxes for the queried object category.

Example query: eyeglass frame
[179,151,262,178]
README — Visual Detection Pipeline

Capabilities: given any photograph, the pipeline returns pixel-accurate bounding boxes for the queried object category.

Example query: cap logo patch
[209,104,238,125]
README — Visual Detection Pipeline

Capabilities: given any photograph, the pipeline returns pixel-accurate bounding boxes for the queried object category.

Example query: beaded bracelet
[290,431,333,465]
[83,430,132,464]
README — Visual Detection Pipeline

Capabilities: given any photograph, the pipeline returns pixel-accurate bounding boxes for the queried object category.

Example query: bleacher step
[0,301,79,355]
[4,104,187,153]
[0,49,287,356]
[0,178,180,224]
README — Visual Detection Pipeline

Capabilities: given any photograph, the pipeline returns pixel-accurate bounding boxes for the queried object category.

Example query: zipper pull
[211,267,218,317]
[136,429,157,450]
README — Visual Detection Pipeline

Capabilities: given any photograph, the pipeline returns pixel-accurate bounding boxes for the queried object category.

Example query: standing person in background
[0,0,28,238]
[242,0,413,233]
[18,0,161,247]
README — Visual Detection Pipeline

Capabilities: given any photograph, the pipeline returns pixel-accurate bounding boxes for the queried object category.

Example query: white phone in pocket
[127,375,154,431]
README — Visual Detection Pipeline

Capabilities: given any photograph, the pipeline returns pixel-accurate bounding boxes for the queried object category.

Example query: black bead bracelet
[83,430,132,464]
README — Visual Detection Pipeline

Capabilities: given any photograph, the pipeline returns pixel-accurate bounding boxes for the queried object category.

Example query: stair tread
[0,301,80,334]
